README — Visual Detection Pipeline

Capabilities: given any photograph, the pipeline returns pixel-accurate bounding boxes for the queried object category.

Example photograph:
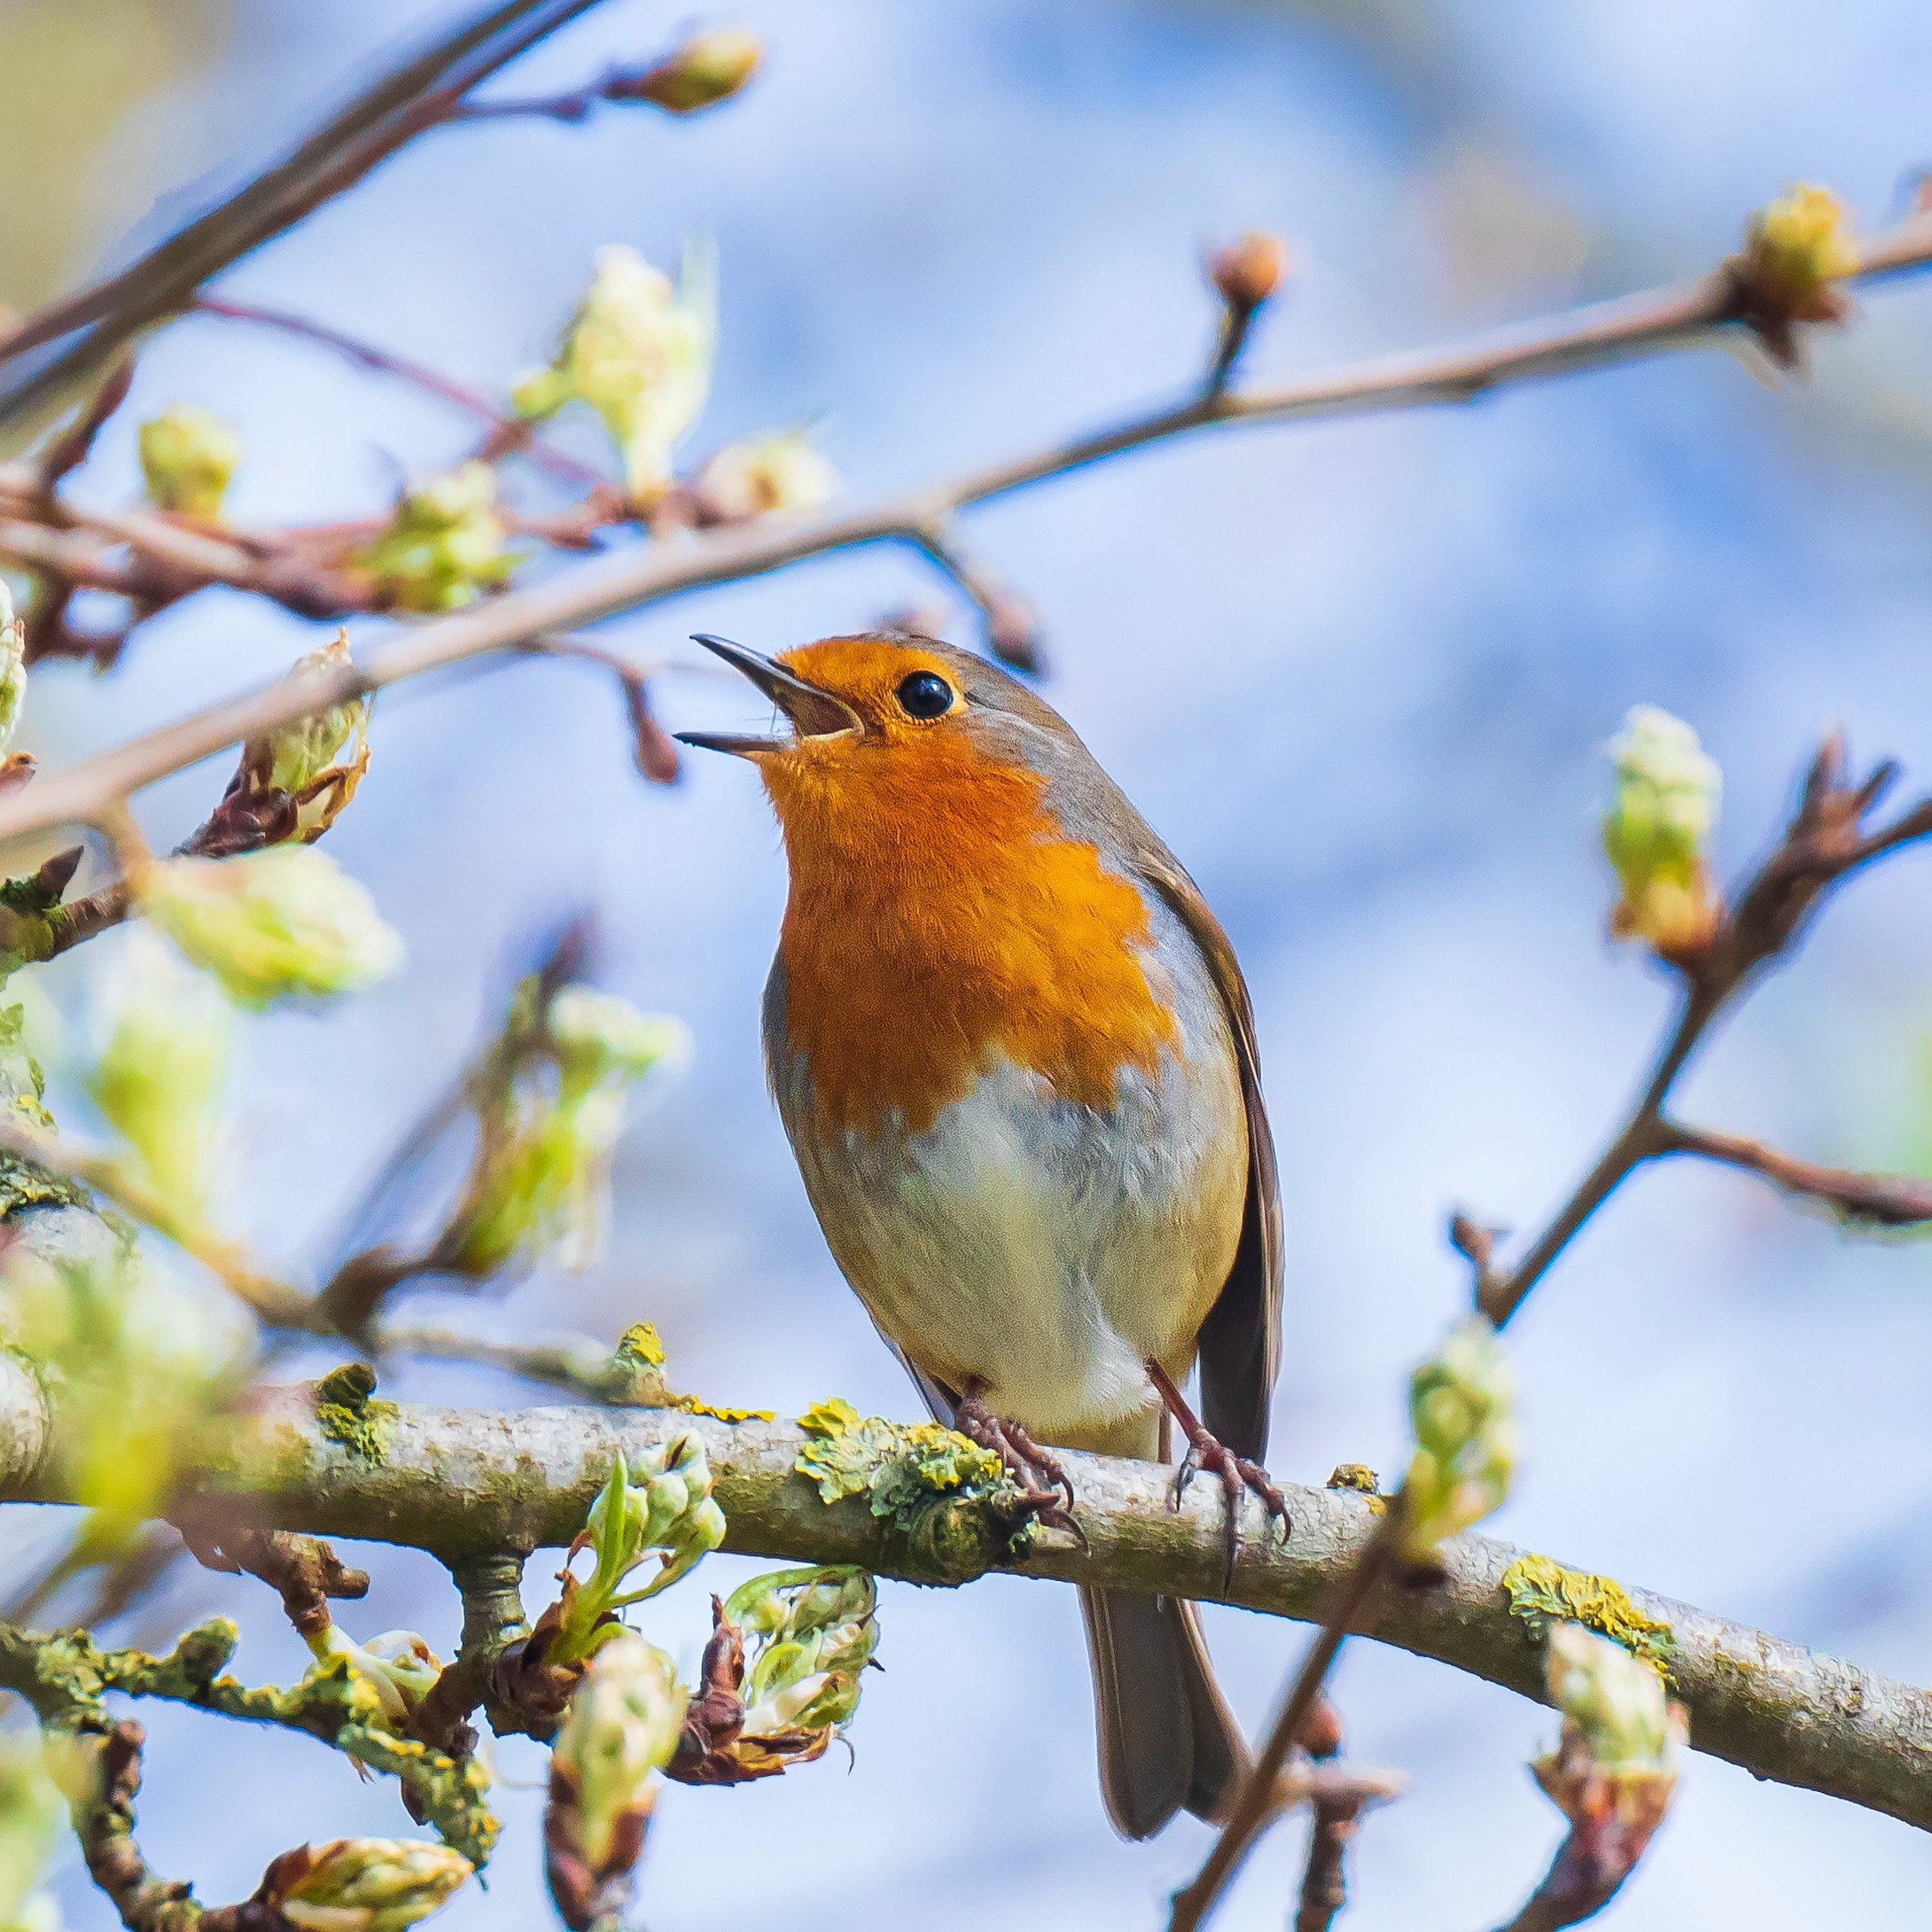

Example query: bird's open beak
[674,634,862,757]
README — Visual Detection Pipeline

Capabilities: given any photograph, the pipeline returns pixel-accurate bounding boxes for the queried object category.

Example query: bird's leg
[953,1383,1079,1534]
[1145,1360,1290,1578]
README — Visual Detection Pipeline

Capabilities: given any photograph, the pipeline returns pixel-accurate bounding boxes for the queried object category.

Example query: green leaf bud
[626,31,762,113]
[1400,1315,1516,1562]
[1602,705,1723,957]
[726,1566,878,1736]
[273,1836,472,1932]
[137,403,240,520]
[307,1628,445,1731]
[138,847,404,1008]
[1534,1622,1687,1835]
[552,1438,728,1666]
[513,244,715,502]
[358,462,513,614]
[551,1633,686,1870]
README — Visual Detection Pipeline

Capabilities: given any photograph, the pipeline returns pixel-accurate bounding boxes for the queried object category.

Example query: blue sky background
[9,0,1932,1925]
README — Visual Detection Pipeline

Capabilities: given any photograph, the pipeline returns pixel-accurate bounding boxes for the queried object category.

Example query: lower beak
[675,634,861,757]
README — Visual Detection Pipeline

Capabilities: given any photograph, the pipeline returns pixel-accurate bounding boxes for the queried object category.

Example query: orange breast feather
[764,729,1178,1138]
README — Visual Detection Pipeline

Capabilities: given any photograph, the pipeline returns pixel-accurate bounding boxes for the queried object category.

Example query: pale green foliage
[137,402,239,519]
[1602,705,1722,952]
[551,1439,727,1666]
[1542,1622,1677,1772]
[277,1837,473,1932]
[0,1733,66,1932]
[697,429,837,520]
[87,926,231,1223]
[1400,1315,1516,1562]
[137,846,404,1008]
[0,582,24,758]
[724,1565,878,1735]
[550,1633,686,1869]
[512,242,716,502]
[306,1627,445,1731]
[0,1004,51,1130]
[444,982,689,1275]
[0,1246,246,1557]
[358,462,513,613]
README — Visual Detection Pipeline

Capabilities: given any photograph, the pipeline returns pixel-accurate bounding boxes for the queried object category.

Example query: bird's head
[676,632,1083,847]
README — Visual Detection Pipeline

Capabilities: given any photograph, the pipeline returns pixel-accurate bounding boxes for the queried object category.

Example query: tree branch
[4,1394,1927,1835]
[0,216,1926,846]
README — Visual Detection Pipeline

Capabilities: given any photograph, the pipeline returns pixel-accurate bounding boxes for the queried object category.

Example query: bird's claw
[954,1395,1083,1540]
[1168,1424,1290,1582]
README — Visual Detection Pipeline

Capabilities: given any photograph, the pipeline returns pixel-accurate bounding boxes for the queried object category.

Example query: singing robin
[678,631,1284,1838]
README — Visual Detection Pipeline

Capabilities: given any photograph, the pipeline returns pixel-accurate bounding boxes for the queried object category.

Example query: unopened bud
[1400,1315,1516,1563]
[1602,706,1722,957]
[552,1439,727,1666]
[548,987,690,1091]
[553,1634,686,1868]
[1209,230,1289,312]
[138,403,240,520]
[1535,1624,1687,1835]
[138,847,404,1009]
[359,463,512,614]
[695,430,836,522]
[238,633,373,844]
[626,30,762,113]
[269,1836,471,1932]
[1744,183,1858,311]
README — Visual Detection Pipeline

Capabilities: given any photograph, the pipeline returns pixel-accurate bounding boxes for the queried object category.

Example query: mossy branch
[3,1387,1926,1835]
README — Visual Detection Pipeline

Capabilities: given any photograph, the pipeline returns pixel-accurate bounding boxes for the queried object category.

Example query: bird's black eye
[895,670,955,721]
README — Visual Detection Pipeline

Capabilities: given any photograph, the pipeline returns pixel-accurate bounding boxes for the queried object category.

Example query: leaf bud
[1533,1623,1687,1840]
[695,430,837,523]
[1601,706,1723,958]
[623,30,762,113]
[308,1627,445,1731]
[269,1836,472,1932]
[1400,1314,1516,1564]
[358,463,513,614]
[137,403,240,520]
[1209,230,1289,313]
[0,584,24,759]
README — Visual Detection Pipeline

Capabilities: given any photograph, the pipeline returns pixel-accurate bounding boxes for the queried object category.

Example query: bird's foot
[1145,1361,1290,1580]
[953,1393,1079,1536]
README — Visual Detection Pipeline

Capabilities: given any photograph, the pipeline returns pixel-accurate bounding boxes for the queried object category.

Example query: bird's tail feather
[1079,1585,1249,1839]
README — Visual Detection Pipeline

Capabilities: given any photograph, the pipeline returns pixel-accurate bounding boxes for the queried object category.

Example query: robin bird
[678,630,1284,1838]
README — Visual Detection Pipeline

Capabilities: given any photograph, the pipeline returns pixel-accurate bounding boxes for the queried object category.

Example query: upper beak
[674,634,863,758]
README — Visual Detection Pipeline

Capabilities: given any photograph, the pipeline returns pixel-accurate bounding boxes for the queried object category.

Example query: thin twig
[0,220,1928,846]
[185,296,607,487]
[1654,1118,1932,1227]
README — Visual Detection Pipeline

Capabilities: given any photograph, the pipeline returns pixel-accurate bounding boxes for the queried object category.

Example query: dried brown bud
[1209,230,1289,313]
[985,593,1043,674]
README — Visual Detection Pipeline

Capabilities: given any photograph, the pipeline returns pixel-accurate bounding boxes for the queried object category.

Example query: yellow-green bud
[0,1733,66,1932]
[1602,706,1723,956]
[512,243,715,502]
[88,927,231,1223]
[0,583,24,759]
[1543,1623,1671,1771]
[725,1566,878,1736]
[275,1837,472,1932]
[1747,183,1858,304]
[358,463,512,613]
[695,430,837,523]
[247,632,374,842]
[1401,1315,1516,1562]
[628,30,762,113]
[138,847,405,1009]
[138,403,240,520]
[553,1439,727,1666]
[307,1628,444,1731]
[552,1634,686,1870]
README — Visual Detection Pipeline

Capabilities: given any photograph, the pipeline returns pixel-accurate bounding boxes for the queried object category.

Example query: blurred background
[5,0,1932,1924]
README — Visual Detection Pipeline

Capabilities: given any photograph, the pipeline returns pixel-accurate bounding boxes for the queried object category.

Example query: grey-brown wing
[1133,853,1282,1462]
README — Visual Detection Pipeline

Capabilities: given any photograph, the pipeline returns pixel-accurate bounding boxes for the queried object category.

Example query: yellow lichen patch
[677,1397,776,1423]
[1326,1463,1381,1494]
[1500,1553,1676,1676]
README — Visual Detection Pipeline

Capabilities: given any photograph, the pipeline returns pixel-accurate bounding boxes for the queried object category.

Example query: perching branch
[0,216,1928,845]
[3,1391,1927,1835]
[1174,728,1932,1929]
